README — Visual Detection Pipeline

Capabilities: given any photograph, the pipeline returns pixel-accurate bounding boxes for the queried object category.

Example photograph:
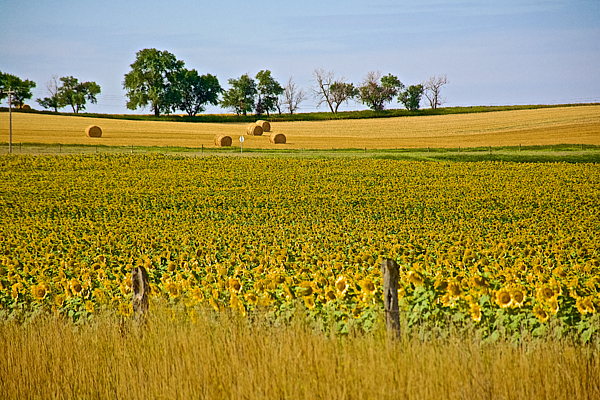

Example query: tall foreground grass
[1,305,598,400]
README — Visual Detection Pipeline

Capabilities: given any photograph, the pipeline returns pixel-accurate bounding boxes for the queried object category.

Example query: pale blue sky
[1,0,599,114]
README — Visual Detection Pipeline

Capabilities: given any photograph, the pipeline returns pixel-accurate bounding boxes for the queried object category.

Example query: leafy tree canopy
[0,71,36,108]
[220,74,257,116]
[57,76,101,113]
[172,69,222,117]
[255,70,283,117]
[123,48,184,116]
[358,71,404,111]
[398,84,424,111]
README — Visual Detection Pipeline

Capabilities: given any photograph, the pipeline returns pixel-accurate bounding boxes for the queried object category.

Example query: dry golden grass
[1,306,598,400]
[1,105,599,150]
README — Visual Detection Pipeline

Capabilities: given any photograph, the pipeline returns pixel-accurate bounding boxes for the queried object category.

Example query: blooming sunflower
[70,279,83,295]
[533,306,549,322]
[495,289,512,308]
[510,288,526,308]
[539,286,556,301]
[360,279,376,295]
[85,300,94,313]
[31,284,47,301]
[303,295,316,309]
[447,281,462,298]
[335,276,349,297]
[325,289,336,302]
[229,278,242,294]
[576,297,595,314]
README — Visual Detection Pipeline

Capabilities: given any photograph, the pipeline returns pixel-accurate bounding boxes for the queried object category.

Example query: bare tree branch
[422,74,448,109]
[281,77,306,115]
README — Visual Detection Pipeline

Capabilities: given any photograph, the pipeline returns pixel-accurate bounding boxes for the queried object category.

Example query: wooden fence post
[381,258,400,338]
[132,266,150,324]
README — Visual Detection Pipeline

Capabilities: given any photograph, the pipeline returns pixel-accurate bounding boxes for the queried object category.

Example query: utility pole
[2,87,16,154]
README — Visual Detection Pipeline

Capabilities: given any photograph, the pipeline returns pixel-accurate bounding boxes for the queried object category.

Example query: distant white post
[239,135,245,153]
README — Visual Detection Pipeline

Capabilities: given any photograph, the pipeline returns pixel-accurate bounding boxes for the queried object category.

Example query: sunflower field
[0,155,599,342]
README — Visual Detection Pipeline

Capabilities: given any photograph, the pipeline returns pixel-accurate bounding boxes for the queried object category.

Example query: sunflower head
[229,278,242,294]
[85,300,94,313]
[303,295,316,309]
[325,289,336,302]
[496,289,512,308]
[360,279,376,295]
[511,289,526,307]
[31,284,47,301]
[70,279,83,295]
[576,297,595,314]
[539,286,555,301]
[533,306,549,322]
[335,276,349,297]
[448,281,462,298]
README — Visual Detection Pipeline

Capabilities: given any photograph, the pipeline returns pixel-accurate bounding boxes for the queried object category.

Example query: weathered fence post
[381,258,400,338]
[132,266,150,325]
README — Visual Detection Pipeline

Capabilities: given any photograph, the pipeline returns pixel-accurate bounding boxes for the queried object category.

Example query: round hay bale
[270,132,286,144]
[247,123,263,136]
[86,125,102,138]
[21,104,31,110]
[214,134,232,147]
[256,120,271,132]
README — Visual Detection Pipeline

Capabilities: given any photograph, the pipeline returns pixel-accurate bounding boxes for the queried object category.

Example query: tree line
[1,48,448,117]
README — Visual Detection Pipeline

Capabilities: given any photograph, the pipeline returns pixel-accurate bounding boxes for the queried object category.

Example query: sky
[1,0,599,114]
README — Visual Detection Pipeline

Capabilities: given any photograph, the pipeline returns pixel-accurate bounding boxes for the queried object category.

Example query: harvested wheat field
[1,105,599,150]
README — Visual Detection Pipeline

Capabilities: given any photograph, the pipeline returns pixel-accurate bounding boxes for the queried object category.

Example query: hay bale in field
[256,120,271,132]
[85,125,102,138]
[270,132,286,144]
[21,104,31,110]
[214,134,232,147]
[247,123,263,136]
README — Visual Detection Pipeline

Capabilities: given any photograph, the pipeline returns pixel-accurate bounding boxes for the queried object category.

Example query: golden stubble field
[1,105,599,149]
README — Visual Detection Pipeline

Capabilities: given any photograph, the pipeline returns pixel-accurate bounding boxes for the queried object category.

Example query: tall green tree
[220,74,257,116]
[358,71,404,111]
[0,71,36,108]
[255,70,283,117]
[123,48,184,116]
[398,84,424,111]
[56,76,101,113]
[173,69,222,117]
